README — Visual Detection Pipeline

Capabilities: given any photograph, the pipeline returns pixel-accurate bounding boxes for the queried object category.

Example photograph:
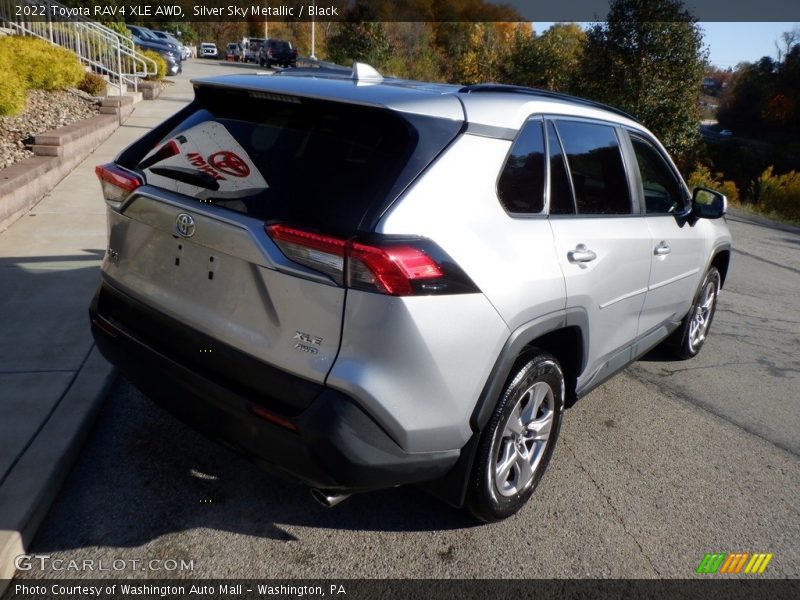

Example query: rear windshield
[123,85,461,235]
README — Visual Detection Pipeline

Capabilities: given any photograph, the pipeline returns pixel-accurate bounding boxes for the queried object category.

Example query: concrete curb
[0,347,116,595]
[0,96,133,235]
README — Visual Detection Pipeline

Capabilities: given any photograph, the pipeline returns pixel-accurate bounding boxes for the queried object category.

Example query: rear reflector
[95,163,142,207]
[266,224,464,297]
[248,403,298,431]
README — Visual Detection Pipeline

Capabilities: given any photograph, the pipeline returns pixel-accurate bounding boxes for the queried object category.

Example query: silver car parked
[91,64,731,521]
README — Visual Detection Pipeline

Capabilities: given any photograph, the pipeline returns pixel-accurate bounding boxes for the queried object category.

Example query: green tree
[579,0,707,164]
[501,23,586,91]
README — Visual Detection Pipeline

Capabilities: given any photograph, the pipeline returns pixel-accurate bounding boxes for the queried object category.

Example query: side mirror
[692,187,727,219]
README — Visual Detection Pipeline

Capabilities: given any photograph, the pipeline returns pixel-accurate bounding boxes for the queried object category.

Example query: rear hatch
[97,79,463,411]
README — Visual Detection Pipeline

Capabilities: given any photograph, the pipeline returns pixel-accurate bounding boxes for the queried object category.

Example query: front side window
[630,135,687,214]
[497,119,546,214]
[555,120,632,215]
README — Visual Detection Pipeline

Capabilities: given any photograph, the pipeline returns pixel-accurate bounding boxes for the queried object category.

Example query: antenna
[351,62,383,83]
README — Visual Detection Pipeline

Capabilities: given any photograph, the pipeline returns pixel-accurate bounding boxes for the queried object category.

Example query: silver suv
[91,65,731,521]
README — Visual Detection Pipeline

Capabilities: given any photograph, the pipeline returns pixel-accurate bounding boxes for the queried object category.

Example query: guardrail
[0,0,157,93]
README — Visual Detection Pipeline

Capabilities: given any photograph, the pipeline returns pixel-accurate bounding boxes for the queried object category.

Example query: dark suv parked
[259,39,297,68]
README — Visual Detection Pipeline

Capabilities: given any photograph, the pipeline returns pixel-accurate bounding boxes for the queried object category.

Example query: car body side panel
[641,215,708,330]
[326,291,510,453]
[549,216,653,386]
[377,134,567,332]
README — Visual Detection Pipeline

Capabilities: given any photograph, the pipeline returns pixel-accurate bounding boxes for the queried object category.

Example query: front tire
[669,267,721,359]
[467,350,564,522]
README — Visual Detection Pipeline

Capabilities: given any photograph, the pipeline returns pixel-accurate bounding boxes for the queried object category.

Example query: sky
[535,22,800,68]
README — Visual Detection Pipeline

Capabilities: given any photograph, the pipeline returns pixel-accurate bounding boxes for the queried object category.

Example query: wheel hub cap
[493,380,555,498]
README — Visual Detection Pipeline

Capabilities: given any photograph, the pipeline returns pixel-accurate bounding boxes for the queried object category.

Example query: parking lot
[14,60,800,580]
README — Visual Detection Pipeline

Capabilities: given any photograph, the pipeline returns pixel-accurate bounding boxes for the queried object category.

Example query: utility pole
[310,11,316,60]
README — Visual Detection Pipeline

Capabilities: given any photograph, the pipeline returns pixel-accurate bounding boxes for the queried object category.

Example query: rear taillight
[266,224,346,284]
[266,224,477,296]
[95,163,142,209]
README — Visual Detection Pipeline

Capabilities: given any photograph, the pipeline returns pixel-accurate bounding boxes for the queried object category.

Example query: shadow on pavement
[27,375,478,553]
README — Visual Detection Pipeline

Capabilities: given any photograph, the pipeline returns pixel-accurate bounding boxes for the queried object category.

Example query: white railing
[0,0,157,93]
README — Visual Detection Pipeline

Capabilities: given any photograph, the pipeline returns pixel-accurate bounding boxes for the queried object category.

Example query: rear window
[126,86,459,235]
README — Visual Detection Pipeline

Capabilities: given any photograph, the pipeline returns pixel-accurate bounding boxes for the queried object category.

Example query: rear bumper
[89,282,459,493]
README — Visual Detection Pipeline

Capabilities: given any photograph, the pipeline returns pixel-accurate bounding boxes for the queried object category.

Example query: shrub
[756,167,800,222]
[141,49,167,80]
[0,69,27,116]
[78,72,107,96]
[687,164,740,205]
[0,36,84,91]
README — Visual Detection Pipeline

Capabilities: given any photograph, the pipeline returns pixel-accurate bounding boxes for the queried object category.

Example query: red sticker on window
[209,151,251,178]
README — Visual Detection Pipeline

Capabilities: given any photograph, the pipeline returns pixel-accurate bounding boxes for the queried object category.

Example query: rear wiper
[148,166,220,191]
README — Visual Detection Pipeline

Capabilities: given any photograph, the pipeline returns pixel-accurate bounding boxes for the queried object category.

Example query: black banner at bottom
[2,579,799,600]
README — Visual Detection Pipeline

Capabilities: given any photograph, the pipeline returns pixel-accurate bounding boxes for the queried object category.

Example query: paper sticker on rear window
[139,121,268,199]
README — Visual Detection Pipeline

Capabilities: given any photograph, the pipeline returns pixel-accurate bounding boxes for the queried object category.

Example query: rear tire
[467,350,564,522]
[668,267,721,359]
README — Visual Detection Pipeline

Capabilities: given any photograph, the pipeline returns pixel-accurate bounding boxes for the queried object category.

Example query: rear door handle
[567,244,597,263]
[654,241,671,256]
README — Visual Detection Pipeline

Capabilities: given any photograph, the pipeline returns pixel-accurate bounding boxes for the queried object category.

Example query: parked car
[242,37,265,63]
[225,42,242,61]
[127,25,182,60]
[199,42,218,59]
[91,66,731,522]
[259,39,297,68]
[152,30,191,61]
[132,38,181,76]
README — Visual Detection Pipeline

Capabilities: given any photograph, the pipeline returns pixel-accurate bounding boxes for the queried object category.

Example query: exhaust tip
[310,488,350,508]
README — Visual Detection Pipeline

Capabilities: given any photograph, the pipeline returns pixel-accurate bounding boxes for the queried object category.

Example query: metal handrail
[0,0,157,93]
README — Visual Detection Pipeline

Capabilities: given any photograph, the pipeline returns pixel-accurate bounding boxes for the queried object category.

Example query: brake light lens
[95,163,142,209]
[347,242,442,296]
[266,224,454,297]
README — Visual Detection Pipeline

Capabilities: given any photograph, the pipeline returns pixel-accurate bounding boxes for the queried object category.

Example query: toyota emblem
[175,213,196,237]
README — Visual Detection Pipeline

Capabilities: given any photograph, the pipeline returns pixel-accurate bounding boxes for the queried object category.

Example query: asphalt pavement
[9,61,800,580]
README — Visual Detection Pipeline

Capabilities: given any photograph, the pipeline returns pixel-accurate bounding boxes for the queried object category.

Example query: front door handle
[568,244,597,263]
[654,241,671,256]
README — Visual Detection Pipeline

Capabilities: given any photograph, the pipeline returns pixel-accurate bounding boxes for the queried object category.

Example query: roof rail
[459,84,640,124]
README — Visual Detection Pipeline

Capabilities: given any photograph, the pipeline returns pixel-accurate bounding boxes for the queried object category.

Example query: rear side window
[497,119,546,214]
[555,120,631,215]
[129,87,460,236]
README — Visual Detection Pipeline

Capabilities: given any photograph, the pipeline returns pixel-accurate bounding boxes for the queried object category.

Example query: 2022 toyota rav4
[90,64,731,521]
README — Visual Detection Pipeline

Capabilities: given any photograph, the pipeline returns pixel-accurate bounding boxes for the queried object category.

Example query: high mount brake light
[266,224,448,297]
[95,163,142,208]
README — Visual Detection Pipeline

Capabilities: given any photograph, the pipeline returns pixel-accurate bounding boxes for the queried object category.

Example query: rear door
[546,119,652,389]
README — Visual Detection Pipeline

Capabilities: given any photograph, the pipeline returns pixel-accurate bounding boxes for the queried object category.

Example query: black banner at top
[4,0,800,22]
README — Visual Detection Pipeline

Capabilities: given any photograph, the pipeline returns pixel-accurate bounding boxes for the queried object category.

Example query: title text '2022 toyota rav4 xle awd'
[91,64,731,522]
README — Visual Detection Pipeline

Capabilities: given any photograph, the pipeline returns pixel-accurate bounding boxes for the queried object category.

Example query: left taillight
[95,163,142,209]
[266,224,477,297]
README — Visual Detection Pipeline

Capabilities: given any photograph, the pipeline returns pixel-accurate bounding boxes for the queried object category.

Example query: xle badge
[294,331,322,354]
